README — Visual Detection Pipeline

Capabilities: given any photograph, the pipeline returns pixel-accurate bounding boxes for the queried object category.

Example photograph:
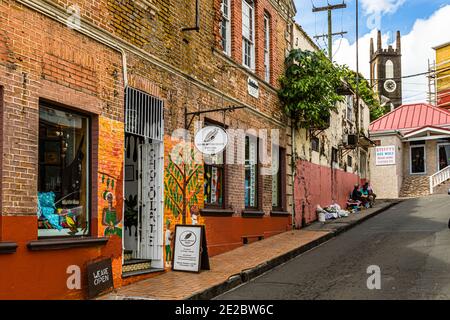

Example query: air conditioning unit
[344,134,358,147]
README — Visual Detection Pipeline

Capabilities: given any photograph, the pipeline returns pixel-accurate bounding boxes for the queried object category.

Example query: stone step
[400,176,430,198]
[122,259,152,274]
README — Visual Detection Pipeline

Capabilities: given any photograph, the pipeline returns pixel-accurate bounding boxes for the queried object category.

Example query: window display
[204,152,224,207]
[38,104,89,236]
[245,135,258,208]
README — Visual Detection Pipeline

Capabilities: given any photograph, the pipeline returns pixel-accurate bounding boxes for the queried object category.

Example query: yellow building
[434,42,450,109]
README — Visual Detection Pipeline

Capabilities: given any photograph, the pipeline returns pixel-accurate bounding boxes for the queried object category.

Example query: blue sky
[293,0,450,103]
[294,0,449,48]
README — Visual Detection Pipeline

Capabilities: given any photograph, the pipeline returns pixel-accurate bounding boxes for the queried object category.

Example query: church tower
[370,30,402,109]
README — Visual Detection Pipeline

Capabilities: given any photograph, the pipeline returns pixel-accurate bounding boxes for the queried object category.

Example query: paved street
[217,195,450,300]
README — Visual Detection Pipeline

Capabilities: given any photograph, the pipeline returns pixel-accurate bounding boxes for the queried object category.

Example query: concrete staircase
[432,180,450,195]
[400,176,430,198]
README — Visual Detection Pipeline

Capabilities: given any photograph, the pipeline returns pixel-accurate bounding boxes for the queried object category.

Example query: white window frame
[436,142,450,171]
[385,60,394,79]
[346,95,353,121]
[264,13,270,82]
[359,149,367,179]
[242,0,255,70]
[410,144,426,175]
[221,0,231,56]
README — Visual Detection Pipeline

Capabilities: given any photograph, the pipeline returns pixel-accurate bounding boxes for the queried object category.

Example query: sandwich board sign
[86,258,114,298]
[172,224,210,273]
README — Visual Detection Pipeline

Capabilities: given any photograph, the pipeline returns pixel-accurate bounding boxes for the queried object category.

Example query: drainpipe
[120,45,128,266]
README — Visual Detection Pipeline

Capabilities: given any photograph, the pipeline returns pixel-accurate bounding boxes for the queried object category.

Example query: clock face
[384,79,397,93]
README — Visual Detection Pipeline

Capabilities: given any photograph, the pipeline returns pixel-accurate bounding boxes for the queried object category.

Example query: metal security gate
[137,142,164,268]
[125,87,164,141]
[125,87,164,269]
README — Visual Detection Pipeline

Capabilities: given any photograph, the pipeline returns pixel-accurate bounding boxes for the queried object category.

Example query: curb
[187,200,402,300]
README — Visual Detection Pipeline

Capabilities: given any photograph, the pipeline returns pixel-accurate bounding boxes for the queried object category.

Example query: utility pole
[313,2,347,60]
[355,0,359,134]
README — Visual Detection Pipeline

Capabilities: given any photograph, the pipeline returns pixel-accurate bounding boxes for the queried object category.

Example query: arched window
[385,60,394,79]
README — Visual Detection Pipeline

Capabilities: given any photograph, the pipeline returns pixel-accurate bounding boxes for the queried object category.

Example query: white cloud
[360,0,406,15]
[332,4,450,104]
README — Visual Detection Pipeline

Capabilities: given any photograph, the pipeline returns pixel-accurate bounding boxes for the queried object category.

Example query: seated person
[351,184,362,201]
[364,181,376,204]
[359,186,370,208]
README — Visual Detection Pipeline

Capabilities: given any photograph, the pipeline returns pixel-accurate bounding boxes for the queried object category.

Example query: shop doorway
[123,87,164,275]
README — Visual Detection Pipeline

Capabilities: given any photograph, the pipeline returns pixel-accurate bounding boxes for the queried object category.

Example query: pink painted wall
[294,160,360,227]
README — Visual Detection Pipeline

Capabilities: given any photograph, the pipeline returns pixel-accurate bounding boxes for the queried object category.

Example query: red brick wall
[0,0,296,298]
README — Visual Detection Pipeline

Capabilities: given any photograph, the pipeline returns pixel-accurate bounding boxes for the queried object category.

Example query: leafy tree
[164,142,202,224]
[279,49,387,125]
[278,49,346,129]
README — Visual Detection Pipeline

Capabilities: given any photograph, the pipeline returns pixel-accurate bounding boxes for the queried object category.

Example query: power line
[366,66,450,83]
[312,1,347,60]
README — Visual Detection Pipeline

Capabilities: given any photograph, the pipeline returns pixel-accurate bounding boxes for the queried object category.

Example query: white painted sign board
[375,146,396,166]
[172,225,203,273]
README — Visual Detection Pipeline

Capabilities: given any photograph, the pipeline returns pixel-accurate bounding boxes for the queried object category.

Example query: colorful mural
[163,137,205,265]
[97,117,124,238]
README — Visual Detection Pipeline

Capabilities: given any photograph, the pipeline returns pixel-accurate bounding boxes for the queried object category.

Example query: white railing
[429,165,450,194]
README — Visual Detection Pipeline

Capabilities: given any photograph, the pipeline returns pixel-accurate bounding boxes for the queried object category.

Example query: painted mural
[163,137,205,265]
[97,117,124,238]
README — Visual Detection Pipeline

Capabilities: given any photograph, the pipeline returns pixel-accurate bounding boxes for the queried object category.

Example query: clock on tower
[370,30,403,108]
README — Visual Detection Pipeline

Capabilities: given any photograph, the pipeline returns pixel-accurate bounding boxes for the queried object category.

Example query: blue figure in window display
[37,191,63,230]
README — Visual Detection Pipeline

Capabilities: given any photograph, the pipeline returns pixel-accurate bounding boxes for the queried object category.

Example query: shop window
[410,145,425,174]
[311,137,320,152]
[272,147,285,210]
[245,135,258,209]
[204,152,225,208]
[38,104,90,237]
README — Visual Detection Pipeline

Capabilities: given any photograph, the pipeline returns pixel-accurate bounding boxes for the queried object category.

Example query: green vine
[341,68,389,121]
[279,49,387,126]
[278,49,346,129]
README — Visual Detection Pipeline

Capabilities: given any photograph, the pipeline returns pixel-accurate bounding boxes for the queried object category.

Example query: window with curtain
[242,0,254,70]
[204,151,224,208]
[38,104,90,237]
[245,135,258,208]
[264,13,270,82]
[272,146,285,210]
[346,96,353,121]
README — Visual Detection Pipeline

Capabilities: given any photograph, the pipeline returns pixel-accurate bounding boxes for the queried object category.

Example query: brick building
[291,23,372,226]
[0,0,296,298]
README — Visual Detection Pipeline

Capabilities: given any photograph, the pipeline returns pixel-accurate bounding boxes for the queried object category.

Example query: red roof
[369,103,450,132]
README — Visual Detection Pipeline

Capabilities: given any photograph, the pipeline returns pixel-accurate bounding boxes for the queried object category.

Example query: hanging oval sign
[194,126,228,155]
